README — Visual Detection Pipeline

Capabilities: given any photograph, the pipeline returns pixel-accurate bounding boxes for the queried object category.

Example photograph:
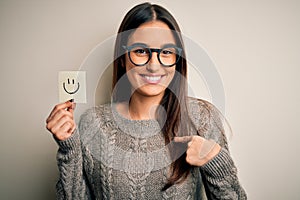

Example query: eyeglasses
[122,43,182,67]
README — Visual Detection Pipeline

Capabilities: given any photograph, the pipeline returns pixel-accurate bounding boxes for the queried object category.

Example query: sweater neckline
[110,103,162,139]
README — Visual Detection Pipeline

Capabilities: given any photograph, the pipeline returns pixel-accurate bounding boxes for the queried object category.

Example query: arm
[46,101,94,199]
[200,102,247,200]
[55,130,93,200]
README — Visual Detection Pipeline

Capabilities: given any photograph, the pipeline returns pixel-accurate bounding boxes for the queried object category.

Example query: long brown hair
[112,2,193,190]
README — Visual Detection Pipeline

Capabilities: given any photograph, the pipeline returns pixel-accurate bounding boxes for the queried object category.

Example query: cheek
[125,54,142,74]
[165,68,176,82]
[125,62,141,88]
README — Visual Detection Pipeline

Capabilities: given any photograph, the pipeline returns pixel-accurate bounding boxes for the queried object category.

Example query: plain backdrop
[0,0,299,199]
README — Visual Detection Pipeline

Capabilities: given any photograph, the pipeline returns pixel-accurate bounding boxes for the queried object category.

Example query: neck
[128,92,164,120]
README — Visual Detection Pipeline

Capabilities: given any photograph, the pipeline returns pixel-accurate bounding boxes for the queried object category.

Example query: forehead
[127,21,176,47]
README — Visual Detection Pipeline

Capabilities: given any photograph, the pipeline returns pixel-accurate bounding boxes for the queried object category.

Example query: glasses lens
[129,46,150,66]
[159,47,179,66]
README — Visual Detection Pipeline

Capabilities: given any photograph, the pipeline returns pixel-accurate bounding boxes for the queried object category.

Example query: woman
[46,3,247,199]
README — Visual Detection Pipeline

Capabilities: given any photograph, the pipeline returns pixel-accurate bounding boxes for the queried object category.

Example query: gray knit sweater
[55,98,247,199]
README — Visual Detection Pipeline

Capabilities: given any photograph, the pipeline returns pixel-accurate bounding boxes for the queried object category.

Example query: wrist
[54,129,80,151]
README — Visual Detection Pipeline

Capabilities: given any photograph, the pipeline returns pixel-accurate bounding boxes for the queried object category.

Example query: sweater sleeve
[55,130,93,200]
[195,100,247,199]
[55,110,96,199]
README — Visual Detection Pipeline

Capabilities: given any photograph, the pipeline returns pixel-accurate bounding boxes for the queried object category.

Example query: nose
[146,52,161,72]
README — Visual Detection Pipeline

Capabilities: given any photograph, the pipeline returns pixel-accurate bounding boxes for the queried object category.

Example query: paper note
[58,71,86,103]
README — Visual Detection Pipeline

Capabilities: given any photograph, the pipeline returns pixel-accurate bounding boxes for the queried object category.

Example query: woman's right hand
[46,100,76,141]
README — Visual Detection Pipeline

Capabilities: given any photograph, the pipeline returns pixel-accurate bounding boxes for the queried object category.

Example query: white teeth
[143,75,161,81]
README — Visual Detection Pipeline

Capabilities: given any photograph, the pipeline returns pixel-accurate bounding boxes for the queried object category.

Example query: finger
[67,102,76,113]
[61,121,75,133]
[46,100,74,123]
[53,114,74,131]
[47,109,74,128]
[46,103,70,123]
[47,112,74,133]
[67,99,76,111]
[69,124,76,134]
[55,122,74,140]
[48,119,74,136]
[173,136,193,143]
[47,100,72,120]
[199,139,218,159]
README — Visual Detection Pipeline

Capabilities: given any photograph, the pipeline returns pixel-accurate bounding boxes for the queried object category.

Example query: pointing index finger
[173,136,193,143]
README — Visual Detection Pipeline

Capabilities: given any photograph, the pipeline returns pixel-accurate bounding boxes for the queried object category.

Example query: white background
[0,0,299,199]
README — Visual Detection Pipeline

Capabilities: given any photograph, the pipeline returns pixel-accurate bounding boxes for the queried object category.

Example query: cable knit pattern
[55,98,247,199]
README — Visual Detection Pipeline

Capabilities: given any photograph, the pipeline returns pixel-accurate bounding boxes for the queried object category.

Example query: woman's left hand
[173,136,221,166]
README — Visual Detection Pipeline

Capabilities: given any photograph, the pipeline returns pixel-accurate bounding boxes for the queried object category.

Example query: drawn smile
[63,78,80,94]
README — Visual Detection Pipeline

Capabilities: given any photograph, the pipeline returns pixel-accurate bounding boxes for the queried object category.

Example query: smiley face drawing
[63,78,80,94]
[59,71,86,103]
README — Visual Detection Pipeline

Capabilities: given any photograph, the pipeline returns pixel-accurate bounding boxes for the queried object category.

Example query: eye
[161,48,176,56]
[160,48,176,57]
[132,48,148,56]
[162,50,173,54]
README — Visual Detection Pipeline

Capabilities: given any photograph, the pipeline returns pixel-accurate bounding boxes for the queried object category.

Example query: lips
[140,74,165,84]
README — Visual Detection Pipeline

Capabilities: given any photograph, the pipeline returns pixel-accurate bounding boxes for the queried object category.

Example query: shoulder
[187,97,227,146]
[187,97,221,124]
[78,103,114,145]
[79,104,111,127]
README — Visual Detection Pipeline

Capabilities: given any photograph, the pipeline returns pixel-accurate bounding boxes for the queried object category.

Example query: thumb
[67,99,76,113]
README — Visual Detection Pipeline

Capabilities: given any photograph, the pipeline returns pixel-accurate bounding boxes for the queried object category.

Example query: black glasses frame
[122,44,182,67]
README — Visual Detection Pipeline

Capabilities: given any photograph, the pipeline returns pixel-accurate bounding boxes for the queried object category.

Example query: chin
[135,85,166,97]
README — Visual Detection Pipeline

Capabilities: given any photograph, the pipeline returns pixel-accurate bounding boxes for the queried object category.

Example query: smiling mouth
[63,82,80,94]
[140,74,165,83]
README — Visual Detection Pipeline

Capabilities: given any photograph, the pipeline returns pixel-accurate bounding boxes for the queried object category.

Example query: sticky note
[58,71,86,103]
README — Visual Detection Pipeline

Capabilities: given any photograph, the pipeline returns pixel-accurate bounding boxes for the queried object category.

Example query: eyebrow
[127,42,148,47]
[127,42,177,48]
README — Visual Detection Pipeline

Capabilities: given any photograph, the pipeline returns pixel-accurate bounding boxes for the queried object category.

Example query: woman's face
[125,20,176,98]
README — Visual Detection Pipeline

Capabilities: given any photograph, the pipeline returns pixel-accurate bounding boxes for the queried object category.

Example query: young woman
[46,3,247,199]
